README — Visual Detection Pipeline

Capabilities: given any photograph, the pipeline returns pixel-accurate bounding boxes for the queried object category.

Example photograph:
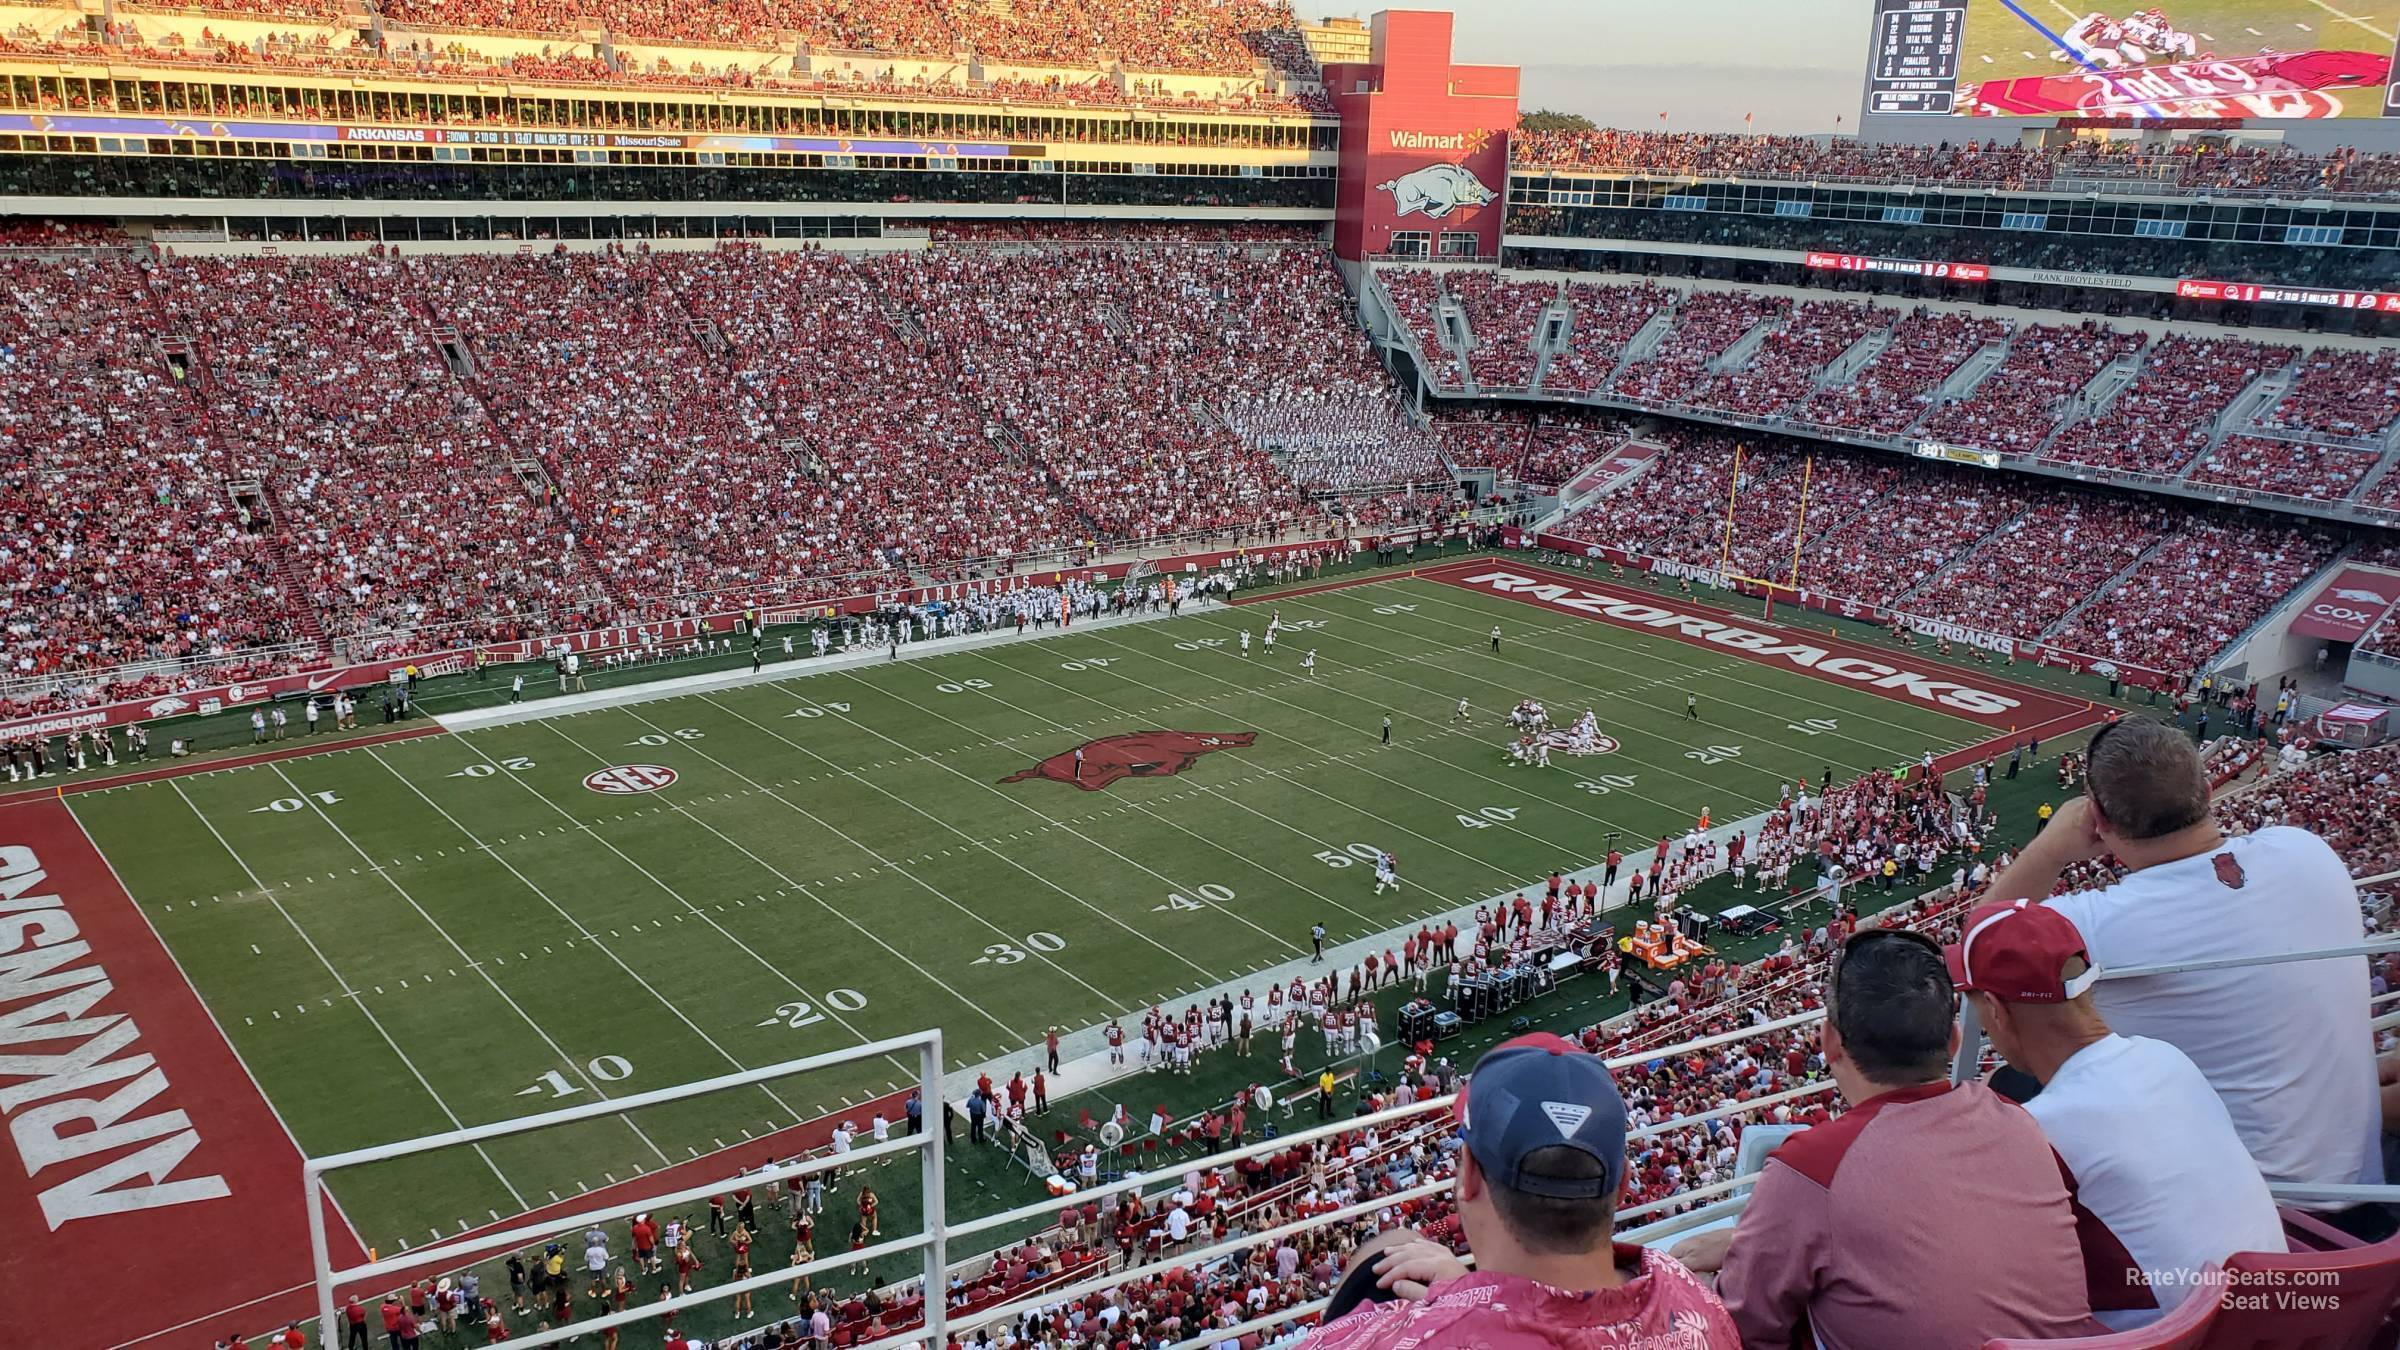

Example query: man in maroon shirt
[1673,929,2107,1348]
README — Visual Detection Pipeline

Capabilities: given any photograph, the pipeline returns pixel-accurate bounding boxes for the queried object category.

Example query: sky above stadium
[1294,0,1876,134]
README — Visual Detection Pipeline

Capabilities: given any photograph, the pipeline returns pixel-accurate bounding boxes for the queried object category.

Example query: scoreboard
[1866,0,1965,115]
[1866,0,2400,121]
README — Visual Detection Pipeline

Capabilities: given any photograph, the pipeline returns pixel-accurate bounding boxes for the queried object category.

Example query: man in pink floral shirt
[1300,1033,1737,1348]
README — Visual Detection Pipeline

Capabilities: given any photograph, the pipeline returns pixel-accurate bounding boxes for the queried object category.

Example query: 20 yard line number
[760,988,868,1029]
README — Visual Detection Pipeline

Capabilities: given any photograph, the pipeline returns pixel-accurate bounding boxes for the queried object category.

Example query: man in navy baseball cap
[1300,1033,1736,1348]
[1454,1031,1629,1205]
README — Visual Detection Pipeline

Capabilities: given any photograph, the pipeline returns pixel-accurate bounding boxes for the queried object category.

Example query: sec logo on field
[584,764,679,795]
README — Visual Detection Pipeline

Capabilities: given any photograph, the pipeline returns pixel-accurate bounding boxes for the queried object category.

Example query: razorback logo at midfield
[1000,731,1257,792]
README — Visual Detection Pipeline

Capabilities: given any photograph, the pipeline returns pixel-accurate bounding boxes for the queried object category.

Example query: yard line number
[449,756,536,778]
[760,989,868,1029]
[252,791,342,814]
[1313,843,1385,868]
[627,727,705,746]
[785,702,853,719]
[1573,774,1639,796]
[974,931,1066,965]
[1155,883,1234,913]
[1685,744,1744,766]
[520,1055,634,1098]
[1455,805,1519,830]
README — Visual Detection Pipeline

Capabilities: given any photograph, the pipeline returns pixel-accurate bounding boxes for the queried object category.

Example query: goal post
[302,1029,946,1350]
[1713,444,1814,620]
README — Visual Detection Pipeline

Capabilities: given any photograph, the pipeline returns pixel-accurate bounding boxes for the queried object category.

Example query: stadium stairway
[2037,532,2176,647]
[1909,334,2013,437]
[1887,504,2034,610]
[2173,357,2304,485]
[2034,338,2153,459]
[1602,309,1679,393]
[1704,308,1781,380]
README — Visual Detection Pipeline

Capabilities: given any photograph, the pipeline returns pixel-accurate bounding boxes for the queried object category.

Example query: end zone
[0,797,365,1347]
[1420,560,2106,738]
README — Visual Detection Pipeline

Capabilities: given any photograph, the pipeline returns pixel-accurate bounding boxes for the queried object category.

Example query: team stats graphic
[1869,0,2400,119]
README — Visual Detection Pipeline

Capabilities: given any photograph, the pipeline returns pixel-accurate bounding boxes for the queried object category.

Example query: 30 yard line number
[628,728,705,746]
[974,931,1066,965]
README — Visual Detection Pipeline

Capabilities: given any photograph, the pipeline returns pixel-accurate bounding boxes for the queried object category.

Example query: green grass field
[66,564,2018,1259]
[1959,0,2400,118]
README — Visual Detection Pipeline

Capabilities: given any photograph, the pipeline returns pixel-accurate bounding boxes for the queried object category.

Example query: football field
[9,559,2099,1343]
[1958,0,2400,118]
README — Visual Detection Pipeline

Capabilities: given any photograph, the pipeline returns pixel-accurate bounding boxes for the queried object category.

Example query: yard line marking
[683,694,1218,991]
[2297,0,2392,39]
[165,779,530,1208]
[532,717,1023,1042]
[365,747,808,1120]
[1075,627,1644,861]
[1009,633,1533,886]
[809,677,1347,945]
[258,762,672,1167]
[1300,585,1900,774]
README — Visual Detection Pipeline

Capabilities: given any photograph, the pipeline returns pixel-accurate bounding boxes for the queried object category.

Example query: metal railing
[1504,161,2400,207]
[304,1030,949,1350]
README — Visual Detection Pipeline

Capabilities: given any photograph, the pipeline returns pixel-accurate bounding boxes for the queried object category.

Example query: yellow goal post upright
[300,1030,948,1350]
[1712,444,1814,622]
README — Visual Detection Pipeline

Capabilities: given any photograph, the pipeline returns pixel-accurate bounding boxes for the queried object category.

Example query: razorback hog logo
[2213,853,2246,890]
[1377,162,1497,220]
[1001,731,1257,791]
[2332,587,2389,605]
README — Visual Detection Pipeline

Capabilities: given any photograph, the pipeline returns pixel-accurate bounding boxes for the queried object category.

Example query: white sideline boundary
[435,598,1215,734]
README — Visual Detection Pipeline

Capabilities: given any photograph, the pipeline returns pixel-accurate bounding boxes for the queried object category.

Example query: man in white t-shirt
[1987,717,2382,1191]
[1948,897,2285,1329]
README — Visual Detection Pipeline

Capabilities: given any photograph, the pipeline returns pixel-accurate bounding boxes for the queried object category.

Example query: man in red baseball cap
[1949,899,2284,1332]
[1299,1033,1736,1348]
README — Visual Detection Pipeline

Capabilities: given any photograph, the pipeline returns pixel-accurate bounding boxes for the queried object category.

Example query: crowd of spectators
[0,254,297,700]
[2042,334,2298,479]
[1543,425,2344,674]
[2,239,1453,712]
[72,0,1323,82]
[1542,279,1672,397]
[12,3,1335,115]
[1790,308,2011,437]
[1905,490,2168,645]
[2192,434,2385,503]
[2048,516,2340,675]
[1508,128,2400,199]
[1916,321,2146,456]
[2215,741,2400,882]
[2261,346,2400,443]
[1440,271,1556,390]
[1694,299,1889,420]
[1612,291,1785,405]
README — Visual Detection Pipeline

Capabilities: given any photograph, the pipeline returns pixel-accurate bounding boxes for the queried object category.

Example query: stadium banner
[2287,566,2400,642]
[0,113,1019,159]
[2176,279,2400,313]
[1803,251,1988,283]
[1534,531,2173,689]
[1327,10,1518,262]
[0,651,473,742]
